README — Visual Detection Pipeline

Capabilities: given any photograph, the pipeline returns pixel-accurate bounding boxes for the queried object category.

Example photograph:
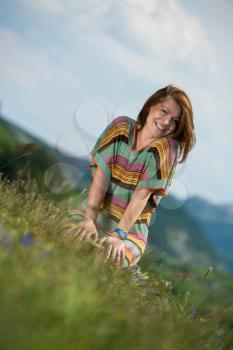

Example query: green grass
[1,176,233,350]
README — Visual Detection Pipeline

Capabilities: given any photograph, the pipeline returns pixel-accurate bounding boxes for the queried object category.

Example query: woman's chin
[153,125,164,137]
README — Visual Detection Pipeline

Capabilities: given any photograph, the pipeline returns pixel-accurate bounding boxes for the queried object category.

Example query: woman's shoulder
[107,116,131,134]
[111,115,131,126]
[167,138,180,164]
[149,137,180,170]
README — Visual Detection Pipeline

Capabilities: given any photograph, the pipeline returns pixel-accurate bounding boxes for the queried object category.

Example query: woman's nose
[162,115,171,127]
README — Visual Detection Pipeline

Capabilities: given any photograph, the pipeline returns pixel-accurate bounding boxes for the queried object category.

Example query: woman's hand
[97,236,125,267]
[68,218,98,245]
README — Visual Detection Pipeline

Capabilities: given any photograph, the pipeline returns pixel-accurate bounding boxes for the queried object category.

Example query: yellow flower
[115,312,124,321]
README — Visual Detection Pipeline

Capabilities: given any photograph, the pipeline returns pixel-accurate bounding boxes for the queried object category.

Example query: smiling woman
[64,84,196,269]
[134,96,181,150]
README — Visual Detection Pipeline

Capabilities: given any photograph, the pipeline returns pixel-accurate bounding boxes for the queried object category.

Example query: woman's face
[144,96,181,138]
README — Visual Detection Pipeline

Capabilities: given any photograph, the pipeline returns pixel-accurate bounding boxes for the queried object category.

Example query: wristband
[112,227,128,240]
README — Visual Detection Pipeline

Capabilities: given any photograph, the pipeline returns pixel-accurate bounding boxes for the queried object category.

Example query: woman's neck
[135,124,157,150]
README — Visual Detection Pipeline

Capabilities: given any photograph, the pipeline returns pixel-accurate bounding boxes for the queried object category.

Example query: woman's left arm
[98,188,152,266]
[117,188,152,232]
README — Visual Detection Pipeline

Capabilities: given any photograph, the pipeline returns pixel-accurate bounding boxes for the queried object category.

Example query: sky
[0,0,233,205]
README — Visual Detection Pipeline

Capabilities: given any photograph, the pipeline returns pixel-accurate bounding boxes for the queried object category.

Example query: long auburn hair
[136,84,196,163]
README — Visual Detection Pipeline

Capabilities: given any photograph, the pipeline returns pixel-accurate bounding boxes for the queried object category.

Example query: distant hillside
[184,197,233,274]
[185,196,233,223]
[148,195,224,272]
[0,114,91,198]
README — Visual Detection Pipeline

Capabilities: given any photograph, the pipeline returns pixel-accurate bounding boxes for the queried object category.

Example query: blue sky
[0,0,233,205]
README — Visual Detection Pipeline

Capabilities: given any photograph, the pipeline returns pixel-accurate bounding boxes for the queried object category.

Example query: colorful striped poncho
[73,116,180,268]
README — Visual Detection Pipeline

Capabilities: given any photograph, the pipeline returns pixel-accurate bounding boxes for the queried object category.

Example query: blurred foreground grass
[1,176,233,350]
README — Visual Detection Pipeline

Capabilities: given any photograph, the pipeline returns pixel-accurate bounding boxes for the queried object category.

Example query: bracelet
[111,227,128,240]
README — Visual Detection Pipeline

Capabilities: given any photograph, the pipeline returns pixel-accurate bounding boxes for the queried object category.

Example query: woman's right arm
[84,165,110,221]
[71,165,110,244]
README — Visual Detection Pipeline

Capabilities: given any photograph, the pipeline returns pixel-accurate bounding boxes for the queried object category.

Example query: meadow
[1,176,233,350]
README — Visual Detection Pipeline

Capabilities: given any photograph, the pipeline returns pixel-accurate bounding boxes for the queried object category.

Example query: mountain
[148,195,226,273]
[184,196,233,274]
[0,114,91,198]
[185,196,233,224]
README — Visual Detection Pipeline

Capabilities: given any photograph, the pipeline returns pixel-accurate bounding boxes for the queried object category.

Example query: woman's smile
[154,121,167,132]
[152,119,170,137]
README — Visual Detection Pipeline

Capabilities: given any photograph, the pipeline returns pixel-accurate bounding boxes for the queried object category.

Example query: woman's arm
[68,166,109,245]
[84,165,110,222]
[117,188,153,232]
[98,188,152,266]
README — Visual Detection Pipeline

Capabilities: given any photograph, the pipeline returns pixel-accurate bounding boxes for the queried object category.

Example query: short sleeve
[135,138,179,208]
[89,116,128,181]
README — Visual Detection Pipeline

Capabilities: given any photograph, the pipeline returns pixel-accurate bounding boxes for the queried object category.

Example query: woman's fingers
[84,231,98,243]
[91,236,124,266]
[75,230,87,245]
[73,226,82,238]
[116,250,123,266]
[121,250,125,266]
[105,244,113,261]
[82,232,94,243]
[116,249,125,267]
[110,247,118,263]
[93,232,98,243]
[108,246,123,265]
[72,225,82,235]
[71,224,98,243]
[67,218,96,237]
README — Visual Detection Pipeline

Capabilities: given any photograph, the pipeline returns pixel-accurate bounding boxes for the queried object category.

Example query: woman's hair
[136,84,196,163]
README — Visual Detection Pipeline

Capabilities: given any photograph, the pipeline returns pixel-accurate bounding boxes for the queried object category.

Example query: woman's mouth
[154,121,165,131]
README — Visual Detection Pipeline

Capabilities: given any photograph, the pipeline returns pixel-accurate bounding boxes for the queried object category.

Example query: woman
[65,84,196,268]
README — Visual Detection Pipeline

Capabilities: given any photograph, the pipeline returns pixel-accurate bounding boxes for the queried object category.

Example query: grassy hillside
[0,115,90,202]
[1,177,233,350]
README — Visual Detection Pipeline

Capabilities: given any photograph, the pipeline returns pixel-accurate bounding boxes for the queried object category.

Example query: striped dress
[71,116,180,268]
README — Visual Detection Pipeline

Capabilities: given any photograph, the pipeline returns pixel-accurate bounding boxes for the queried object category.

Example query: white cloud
[18,0,112,15]
[0,26,79,89]
[16,0,217,81]
[61,0,217,84]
